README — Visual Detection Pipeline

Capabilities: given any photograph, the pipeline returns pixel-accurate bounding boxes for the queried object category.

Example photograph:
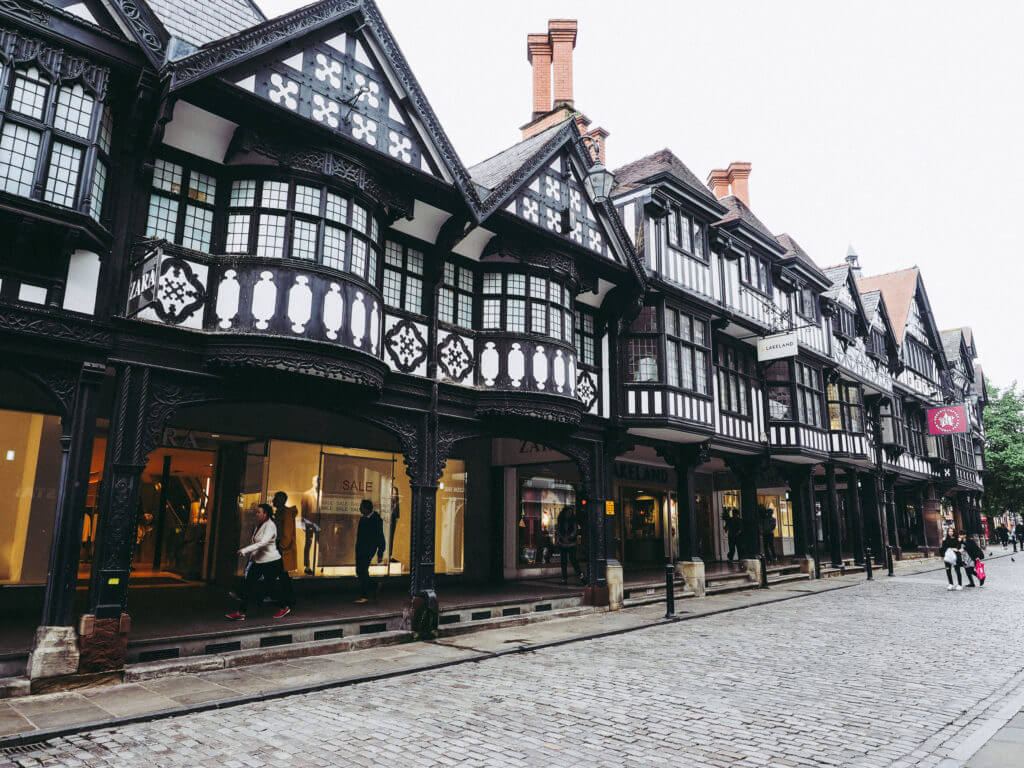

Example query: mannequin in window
[387,482,400,565]
[299,475,322,575]
[272,491,298,573]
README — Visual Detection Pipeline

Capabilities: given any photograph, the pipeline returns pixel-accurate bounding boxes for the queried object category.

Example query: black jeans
[762,535,777,561]
[356,556,373,598]
[965,566,984,586]
[238,560,291,612]
[727,537,740,561]
[559,546,581,581]
[945,564,962,586]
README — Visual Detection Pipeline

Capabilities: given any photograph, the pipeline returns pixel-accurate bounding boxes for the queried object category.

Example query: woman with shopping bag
[940,530,963,591]
[962,534,986,587]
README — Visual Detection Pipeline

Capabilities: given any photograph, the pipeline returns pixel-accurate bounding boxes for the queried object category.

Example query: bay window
[833,306,856,340]
[795,285,817,321]
[827,381,864,433]
[145,158,217,251]
[765,360,825,427]
[0,59,107,218]
[222,176,380,284]
[907,407,926,456]
[664,306,710,396]
[481,271,573,344]
[715,342,753,416]
[880,396,907,447]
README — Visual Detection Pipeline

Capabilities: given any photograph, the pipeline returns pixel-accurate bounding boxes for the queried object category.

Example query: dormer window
[833,306,856,340]
[868,329,886,360]
[665,207,708,263]
[794,285,817,322]
[740,252,770,294]
[904,336,936,379]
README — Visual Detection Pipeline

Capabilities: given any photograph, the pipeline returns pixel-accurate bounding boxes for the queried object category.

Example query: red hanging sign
[927,405,968,435]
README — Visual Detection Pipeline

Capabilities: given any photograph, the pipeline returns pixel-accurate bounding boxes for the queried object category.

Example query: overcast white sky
[258,0,1024,389]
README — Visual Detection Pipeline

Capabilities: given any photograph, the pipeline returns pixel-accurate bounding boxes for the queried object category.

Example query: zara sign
[126,247,161,317]
[756,332,799,362]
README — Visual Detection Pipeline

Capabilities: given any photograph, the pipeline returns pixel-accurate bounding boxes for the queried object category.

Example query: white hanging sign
[757,332,799,362]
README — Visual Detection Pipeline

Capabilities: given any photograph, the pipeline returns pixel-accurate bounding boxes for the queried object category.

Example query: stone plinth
[677,560,706,598]
[606,560,623,610]
[26,626,80,680]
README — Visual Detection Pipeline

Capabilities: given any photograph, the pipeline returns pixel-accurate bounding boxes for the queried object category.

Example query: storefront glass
[0,409,61,585]
[244,440,465,578]
[758,493,794,556]
[619,486,671,566]
[517,476,576,568]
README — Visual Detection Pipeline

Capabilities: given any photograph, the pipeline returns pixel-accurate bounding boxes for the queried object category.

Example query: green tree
[982,379,1024,517]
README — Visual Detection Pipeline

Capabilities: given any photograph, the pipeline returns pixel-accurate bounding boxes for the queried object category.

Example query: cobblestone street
[8,557,1024,768]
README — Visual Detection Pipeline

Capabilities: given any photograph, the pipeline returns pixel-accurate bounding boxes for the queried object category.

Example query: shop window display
[0,409,62,584]
[246,440,464,577]
[518,476,576,568]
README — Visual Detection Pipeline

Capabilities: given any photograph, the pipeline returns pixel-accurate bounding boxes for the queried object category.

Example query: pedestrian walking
[1016,525,1024,549]
[226,504,292,620]
[940,530,963,591]
[761,507,778,563]
[555,505,584,585]
[725,509,743,564]
[354,499,385,604]
[962,534,986,587]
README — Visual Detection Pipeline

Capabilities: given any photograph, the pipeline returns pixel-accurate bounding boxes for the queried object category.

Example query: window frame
[382,235,426,315]
[794,284,818,322]
[739,250,771,296]
[438,255,475,330]
[0,64,105,219]
[827,380,865,434]
[145,152,220,252]
[715,338,754,416]
[664,305,711,398]
[575,307,599,369]
[765,359,825,428]
[479,267,574,344]
[219,170,382,287]
[664,206,709,264]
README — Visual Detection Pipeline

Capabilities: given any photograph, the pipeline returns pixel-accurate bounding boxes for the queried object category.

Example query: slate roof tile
[147,0,265,49]
[611,148,720,205]
[467,121,568,193]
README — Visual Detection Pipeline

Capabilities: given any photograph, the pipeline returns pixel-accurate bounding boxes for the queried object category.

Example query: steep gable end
[500,148,616,261]
[226,25,440,178]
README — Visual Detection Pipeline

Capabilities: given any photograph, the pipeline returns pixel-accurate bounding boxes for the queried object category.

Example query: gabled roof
[941,329,965,366]
[775,233,829,285]
[147,0,264,52]
[715,195,781,251]
[860,290,881,319]
[611,148,721,206]
[163,0,480,213]
[856,268,920,344]
[823,265,851,300]
[468,121,566,193]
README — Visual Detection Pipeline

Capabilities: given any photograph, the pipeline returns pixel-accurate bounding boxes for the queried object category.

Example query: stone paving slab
[0,553,988,752]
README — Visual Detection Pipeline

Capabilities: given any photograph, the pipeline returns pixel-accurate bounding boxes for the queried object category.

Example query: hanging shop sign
[927,404,969,435]
[756,332,798,362]
[126,246,161,316]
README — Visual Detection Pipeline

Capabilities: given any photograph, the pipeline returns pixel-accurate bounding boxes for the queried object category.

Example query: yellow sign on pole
[605,500,615,516]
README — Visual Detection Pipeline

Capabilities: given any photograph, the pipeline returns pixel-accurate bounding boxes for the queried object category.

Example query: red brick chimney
[521,19,608,161]
[527,33,552,119]
[706,162,753,206]
[548,19,577,109]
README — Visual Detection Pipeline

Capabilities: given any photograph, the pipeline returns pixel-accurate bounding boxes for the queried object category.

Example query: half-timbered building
[0,0,987,689]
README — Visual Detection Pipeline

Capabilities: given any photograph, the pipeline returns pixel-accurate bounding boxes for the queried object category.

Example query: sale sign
[927,405,969,435]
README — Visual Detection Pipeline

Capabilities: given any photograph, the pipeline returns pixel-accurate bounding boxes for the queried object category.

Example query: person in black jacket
[962,534,986,587]
[940,531,963,590]
[354,499,386,604]
[724,510,743,564]
[555,506,583,585]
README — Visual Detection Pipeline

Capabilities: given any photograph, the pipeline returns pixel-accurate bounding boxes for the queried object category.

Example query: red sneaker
[225,612,246,621]
[273,607,291,619]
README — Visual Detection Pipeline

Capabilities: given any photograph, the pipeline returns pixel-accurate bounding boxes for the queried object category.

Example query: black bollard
[865,547,873,581]
[886,545,895,577]
[758,553,769,588]
[665,557,675,618]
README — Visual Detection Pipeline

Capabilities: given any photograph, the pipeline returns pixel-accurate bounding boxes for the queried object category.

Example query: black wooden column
[861,471,885,562]
[88,365,150,619]
[846,469,866,565]
[884,473,900,557]
[787,465,816,562]
[658,442,711,561]
[40,362,105,628]
[584,438,609,593]
[725,458,761,559]
[826,463,842,567]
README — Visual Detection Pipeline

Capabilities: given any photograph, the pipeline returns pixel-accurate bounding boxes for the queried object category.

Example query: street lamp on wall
[578,135,614,203]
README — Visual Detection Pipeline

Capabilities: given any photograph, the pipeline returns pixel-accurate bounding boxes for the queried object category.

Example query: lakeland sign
[757,332,798,362]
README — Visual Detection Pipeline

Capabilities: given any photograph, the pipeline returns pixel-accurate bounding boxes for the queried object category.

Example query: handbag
[943,548,958,566]
[975,561,986,580]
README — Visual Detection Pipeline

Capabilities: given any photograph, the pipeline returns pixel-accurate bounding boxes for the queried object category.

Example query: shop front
[611,461,677,573]
[495,439,584,581]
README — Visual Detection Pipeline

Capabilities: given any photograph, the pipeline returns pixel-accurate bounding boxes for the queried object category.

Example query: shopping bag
[975,561,986,580]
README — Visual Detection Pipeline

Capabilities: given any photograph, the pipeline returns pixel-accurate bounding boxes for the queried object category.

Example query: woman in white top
[226,503,292,620]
